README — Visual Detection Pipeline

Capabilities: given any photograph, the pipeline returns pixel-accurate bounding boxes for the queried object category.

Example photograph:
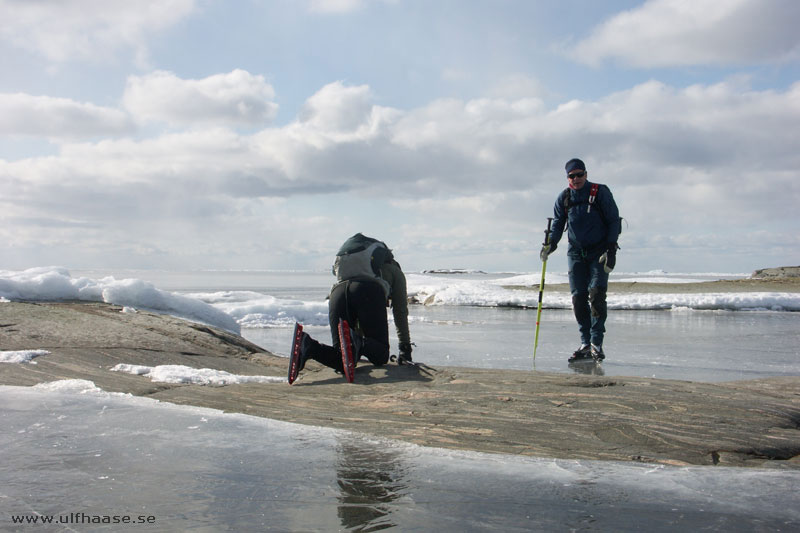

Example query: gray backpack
[332,233,392,297]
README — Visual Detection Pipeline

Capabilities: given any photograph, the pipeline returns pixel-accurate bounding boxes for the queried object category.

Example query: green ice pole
[533,217,553,362]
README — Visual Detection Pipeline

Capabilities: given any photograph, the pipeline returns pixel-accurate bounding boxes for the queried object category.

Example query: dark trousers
[568,247,609,347]
[305,280,390,372]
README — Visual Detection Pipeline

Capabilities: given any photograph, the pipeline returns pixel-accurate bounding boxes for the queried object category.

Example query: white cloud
[391,193,510,215]
[6,77,800,200]
[280,81,401,153]
[391,95,544,155]
[123,70,279,128]
[307,0,397,14]
[298,81,376,133]
[2,78,799,271]
[308,0,363,13]
[570,0,800,67]
[0,0,197,65]
[0,93,133,139]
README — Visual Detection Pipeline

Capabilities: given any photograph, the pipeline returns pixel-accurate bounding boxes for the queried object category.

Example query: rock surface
[2,301,799,468]
[752,266,800,279]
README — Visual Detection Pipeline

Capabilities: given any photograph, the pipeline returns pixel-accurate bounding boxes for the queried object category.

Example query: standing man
[541,158,620,362]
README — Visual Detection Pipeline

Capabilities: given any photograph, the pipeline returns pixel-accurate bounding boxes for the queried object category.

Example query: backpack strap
[563,184,600,213]
[587,183,600,213]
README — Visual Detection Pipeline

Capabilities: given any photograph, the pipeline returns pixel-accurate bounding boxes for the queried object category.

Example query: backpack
[332,233,393,296]
[562,184,623,234]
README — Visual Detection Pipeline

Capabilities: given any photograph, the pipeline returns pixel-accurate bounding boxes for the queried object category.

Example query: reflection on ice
[336,437,409,531]
[568,360,606,376]
[2,385,798,531]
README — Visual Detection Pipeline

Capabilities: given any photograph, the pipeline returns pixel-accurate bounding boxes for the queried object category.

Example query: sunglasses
[567,171,586,179]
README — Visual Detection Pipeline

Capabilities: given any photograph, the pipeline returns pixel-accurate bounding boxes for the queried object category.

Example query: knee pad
[572,293,590,323]
[589,287,607,317]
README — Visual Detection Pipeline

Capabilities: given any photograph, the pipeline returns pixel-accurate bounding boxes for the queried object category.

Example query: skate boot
[288,323,312,384]
[590,343,605,362]
[568,344,592,363]
[338,319,361,383]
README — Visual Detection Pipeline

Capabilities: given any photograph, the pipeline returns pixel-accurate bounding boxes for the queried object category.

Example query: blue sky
[1,0,799,274]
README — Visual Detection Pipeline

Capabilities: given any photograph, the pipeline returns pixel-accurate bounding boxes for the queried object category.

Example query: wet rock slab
[2,301,799,468]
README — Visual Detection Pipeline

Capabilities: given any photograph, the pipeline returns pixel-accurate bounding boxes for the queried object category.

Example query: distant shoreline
[561,277,800,294]
[505,273,800,295]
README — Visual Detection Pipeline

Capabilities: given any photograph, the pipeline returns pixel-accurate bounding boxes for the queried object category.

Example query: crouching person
[288,233,412,383]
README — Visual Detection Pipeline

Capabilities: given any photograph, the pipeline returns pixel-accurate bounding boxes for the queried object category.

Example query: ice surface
[2,383,798,531]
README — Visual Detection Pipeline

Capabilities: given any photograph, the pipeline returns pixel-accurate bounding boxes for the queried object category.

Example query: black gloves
[399,342,413,363]
[599,243,618,273]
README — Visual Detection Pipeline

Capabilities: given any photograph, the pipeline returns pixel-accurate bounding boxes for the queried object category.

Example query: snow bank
[0,267,240,334]
[185,290,329,328]
[404,274,800,311]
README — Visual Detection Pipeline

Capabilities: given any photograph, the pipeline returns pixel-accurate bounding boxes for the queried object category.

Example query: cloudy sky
[1,0,799,274]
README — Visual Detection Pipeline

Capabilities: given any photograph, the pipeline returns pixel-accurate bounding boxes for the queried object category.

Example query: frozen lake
[3,268,799,530]
[2,384,799,532]
[246,305,800,383]
[63,268,800,383]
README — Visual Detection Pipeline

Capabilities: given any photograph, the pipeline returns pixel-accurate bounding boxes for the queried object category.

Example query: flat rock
[752,266,800,279]
[2,301,799,468]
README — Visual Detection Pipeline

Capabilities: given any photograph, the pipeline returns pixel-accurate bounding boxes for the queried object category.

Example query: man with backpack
[288,233,412,383]
[540,158,621,363]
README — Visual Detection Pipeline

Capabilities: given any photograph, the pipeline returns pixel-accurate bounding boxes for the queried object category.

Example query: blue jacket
[549,182,620,255]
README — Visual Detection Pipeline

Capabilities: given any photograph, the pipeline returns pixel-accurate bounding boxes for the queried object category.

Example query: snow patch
[111,363,287,386]
[32,379,105,394]
[0,350,50,364]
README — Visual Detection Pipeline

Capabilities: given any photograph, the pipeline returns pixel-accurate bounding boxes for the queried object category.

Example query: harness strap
[587,183,599,213]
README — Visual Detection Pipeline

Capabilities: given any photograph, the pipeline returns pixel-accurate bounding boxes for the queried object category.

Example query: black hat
[565,158,585,173]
